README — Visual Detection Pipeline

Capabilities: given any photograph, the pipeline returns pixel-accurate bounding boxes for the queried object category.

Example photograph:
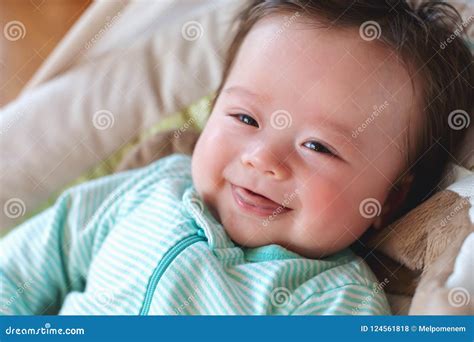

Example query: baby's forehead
[238,15,412,95]
[236,28,412,107]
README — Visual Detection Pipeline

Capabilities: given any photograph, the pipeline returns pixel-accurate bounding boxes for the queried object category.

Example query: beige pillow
[0,0,247,232]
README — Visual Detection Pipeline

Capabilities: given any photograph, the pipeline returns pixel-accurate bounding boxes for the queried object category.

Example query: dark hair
[212,0,473,223]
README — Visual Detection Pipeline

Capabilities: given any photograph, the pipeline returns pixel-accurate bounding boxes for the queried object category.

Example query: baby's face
[192,15,419,258]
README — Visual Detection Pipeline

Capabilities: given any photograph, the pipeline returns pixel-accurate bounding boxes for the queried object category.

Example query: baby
[1,0,472,315]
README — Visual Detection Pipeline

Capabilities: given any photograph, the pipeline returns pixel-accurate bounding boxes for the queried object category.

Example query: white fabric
[447,173,474,222]
[446,233,474,294]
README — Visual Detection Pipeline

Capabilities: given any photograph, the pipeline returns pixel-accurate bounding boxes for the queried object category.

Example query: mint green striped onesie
[1,153,390,315]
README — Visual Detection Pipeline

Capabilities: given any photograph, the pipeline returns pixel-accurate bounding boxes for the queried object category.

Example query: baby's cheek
[193,128,230,190]
[302,179,345,216]
[192,136,216,191]
[302,185,368,254]
[302,179,363,231]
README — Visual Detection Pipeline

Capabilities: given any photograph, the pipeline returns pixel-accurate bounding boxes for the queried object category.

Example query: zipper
[139,234,207,315]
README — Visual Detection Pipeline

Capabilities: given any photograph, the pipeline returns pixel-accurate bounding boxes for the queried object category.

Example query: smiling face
[191,15,421,258]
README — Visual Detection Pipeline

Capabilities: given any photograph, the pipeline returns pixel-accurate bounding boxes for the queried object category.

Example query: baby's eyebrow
[306,120,353,143]
[222,85,271,104]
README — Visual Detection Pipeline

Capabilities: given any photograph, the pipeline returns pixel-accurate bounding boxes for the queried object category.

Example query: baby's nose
[240,146,290,180]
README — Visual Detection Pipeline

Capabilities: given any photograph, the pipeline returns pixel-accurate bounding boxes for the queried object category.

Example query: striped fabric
[1,153,390,315]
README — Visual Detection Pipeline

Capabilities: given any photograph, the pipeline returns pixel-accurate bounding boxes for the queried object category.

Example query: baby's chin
[212,200,300,253]
[220,214,269,247]
[225,218,354,259]
[217,207,288,250]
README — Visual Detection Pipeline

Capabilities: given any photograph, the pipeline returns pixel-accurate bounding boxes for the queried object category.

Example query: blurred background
[0,0,91,106]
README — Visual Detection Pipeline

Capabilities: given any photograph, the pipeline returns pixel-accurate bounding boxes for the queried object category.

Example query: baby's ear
[373,173,415,229]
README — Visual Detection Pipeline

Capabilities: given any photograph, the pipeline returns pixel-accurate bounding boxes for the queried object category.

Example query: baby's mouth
[230,183,292,216]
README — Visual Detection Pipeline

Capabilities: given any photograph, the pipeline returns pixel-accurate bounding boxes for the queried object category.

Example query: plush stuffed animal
[116,128,474,315]
[367,168,473,315]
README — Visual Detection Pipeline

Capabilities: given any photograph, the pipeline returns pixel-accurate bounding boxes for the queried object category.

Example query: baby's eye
[231,114,259,128]
[303,141,334,156]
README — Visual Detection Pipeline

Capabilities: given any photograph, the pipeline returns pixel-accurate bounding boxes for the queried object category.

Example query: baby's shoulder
[134,153,193,181]
[305,250,381,291]
[120,153,192,193]
[115,153,194,210]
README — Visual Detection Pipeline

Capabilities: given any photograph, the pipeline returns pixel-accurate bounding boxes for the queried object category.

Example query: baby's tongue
[238,187,281,209]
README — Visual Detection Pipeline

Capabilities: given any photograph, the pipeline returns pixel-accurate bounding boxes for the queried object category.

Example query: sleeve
[0,167,141,315]
[290,284,392,315]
